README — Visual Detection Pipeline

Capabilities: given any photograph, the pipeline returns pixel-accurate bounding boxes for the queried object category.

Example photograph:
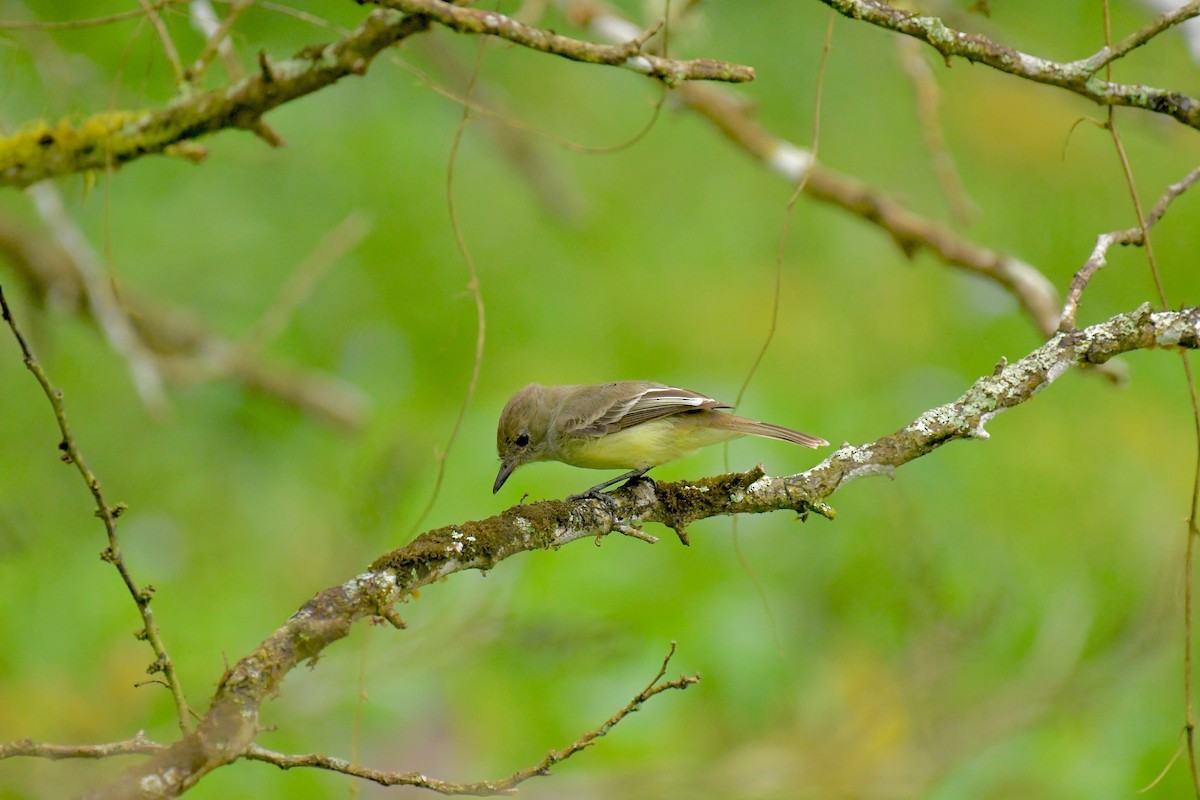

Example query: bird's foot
[568,486,620,509]
[620,473,657,493]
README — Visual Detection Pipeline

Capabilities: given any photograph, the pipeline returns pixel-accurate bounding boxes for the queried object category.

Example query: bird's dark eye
[515,433,530,447]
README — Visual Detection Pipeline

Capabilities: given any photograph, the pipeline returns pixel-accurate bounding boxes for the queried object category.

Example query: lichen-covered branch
[84,302,1199,798]
[814,0,1200,132]
[0,9,430,188]
[0,0,753,189]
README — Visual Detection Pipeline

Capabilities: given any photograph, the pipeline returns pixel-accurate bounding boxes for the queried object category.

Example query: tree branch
[0,734,164,761]
[370,0,753,84]
[0,0,753,189]
[83,302,1200,798]
[814,0,1200,132]
[0,9,430,188]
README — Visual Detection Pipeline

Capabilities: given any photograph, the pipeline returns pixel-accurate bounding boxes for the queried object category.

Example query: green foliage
[2,0,1199,797]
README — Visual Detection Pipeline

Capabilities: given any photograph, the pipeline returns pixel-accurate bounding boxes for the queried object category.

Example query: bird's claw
[568,487,621,509]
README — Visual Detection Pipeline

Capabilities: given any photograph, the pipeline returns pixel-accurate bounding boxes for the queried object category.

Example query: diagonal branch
[814,0,1200,132]
[560,0,1061,337]
[370,0,753,84]
[81,302,1200,798]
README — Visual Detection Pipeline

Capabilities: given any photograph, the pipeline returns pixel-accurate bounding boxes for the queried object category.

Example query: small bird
[493,381,828,498]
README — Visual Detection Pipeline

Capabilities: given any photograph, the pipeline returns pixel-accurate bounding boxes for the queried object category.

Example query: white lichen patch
[1017,51,1057,76]
[909,404,957,434]
[972,411,996,439]
[746,475,773,496]
[1153,311,1197,346]
[843,462,896,484]
[590,15,641,43]
[846,444,874,463]
[768,143,813,183]
[624,55,654,74]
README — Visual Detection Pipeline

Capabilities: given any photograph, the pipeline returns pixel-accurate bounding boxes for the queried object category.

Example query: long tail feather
[720,415,828,449]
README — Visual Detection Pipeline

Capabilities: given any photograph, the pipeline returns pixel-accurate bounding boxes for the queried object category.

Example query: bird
[493,380,827,499]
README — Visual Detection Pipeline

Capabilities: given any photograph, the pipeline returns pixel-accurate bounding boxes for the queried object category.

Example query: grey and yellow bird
[493,380,828,498]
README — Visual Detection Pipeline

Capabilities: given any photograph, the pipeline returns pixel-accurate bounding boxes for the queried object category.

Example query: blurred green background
[2,0,1200,797]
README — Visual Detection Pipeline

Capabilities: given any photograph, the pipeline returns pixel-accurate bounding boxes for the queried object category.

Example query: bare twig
[369,0,753,84]
[136,0,186,86]
[897,37,978,226]
[244,644,696,795]
[26,183,168,415]
[87,302,1200,798]
[241,211,373,358]
[1097,4,1200,785]
[0,286,192,731]
[1059,165,1200,331]
[814,0,1200,132]
[407,39,488,536]
[0,733,165,761]
[1087,0,1200,71]
[186,0,251,86]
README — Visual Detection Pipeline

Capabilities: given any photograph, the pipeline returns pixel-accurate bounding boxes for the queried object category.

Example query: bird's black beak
[493,459,517,494]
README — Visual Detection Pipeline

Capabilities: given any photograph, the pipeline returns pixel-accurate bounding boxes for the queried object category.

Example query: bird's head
[494,383,551,493]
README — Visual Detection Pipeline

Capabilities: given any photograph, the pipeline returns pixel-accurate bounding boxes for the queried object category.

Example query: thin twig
[1100,4,1200,791]
[897,37,978,225]
[1088,0,1200,72]
[241,211,373,358]
[407,39,488,536]
[27,183,168,414]
[1058,165,1200,331]
[245,643,696,795]
[0,286,192,731]
[186,0,251,85]
[136,0,186,86]
[728,8,835,655]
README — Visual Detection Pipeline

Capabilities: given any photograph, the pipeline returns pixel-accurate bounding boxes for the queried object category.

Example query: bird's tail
[717,414,829,449]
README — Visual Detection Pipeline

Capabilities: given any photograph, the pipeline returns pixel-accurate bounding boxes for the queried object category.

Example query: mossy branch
[0,1,753,189]
[77,302,1200,798]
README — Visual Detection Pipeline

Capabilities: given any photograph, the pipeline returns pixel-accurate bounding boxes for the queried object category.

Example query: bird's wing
[567,383,731,437]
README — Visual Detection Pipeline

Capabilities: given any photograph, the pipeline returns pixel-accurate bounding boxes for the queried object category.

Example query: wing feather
[570,383,731,437]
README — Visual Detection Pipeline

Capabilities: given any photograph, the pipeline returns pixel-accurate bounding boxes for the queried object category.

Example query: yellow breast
[555,417,741,470]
